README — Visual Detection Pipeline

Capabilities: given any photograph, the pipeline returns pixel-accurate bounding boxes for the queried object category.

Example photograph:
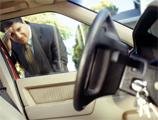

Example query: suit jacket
[11,22,68,76]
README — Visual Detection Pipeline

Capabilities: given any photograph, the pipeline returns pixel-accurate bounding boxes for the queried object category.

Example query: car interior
[0,0,157,120]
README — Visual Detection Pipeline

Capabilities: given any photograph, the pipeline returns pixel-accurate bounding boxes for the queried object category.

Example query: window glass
[0,13,88,78]
[69,0,155,29]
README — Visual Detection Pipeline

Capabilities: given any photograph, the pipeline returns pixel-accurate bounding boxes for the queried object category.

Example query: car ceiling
[0,0,66,17]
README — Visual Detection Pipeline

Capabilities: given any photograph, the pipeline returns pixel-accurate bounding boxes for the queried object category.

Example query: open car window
[69,0,155,29]
[0,13,88,78]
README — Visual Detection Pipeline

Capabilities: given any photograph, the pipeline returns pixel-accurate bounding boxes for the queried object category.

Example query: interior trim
[17,72,96,119]
[29,84,74,104]
[25,100,95,119]
[0,53,25,116]
[34,0,54,4]
[17,72,77,106]
[0,97,25,120]
[0,2,28,14]
[0,41,19,80]
[114,22,133,47]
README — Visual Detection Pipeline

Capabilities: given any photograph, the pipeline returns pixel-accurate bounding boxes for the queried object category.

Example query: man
[0,18,68,77]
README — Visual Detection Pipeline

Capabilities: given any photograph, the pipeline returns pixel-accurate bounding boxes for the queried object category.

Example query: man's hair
[0,17,23,32]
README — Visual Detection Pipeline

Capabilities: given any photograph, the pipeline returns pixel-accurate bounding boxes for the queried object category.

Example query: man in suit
[0,18,68,77]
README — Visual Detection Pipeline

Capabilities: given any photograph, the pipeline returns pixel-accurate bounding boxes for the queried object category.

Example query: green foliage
[22,13,72,40]
[90,0,118,16]
[1,13,72,41]
[0,32,4,39]
[72,0,118,69]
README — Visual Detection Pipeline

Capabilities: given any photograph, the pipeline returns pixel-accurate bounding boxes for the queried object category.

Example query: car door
[1,37,153,120]
[0,1,157,120]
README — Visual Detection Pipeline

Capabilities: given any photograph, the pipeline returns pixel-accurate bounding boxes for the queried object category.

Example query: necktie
[25,43,39,75]
[25,43,35,65]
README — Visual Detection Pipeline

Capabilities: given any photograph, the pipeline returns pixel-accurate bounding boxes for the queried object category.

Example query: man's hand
[2,28,12,54]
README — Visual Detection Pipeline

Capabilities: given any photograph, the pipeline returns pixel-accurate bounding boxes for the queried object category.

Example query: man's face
[4,21,30,44]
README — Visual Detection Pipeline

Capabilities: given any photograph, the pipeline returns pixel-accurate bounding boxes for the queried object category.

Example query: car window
[0,13,88,78]
[69,0,155,29]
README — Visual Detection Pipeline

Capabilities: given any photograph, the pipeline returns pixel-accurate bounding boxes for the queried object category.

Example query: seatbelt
[0,79,21,113]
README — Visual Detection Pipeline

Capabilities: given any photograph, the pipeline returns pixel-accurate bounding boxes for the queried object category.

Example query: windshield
[68,0,155,29]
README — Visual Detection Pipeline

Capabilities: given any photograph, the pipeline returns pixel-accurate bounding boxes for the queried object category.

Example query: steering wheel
[73,9,128,111]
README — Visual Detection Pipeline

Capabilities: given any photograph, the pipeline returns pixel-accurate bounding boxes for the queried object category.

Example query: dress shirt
[26,24,34,55]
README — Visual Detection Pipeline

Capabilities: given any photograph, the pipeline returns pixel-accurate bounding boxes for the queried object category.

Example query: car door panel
[0,96,25,120]
[24,95,155,120]
[0,52,25,116]
[16,72,95,119]
[16,71,156,120]
[28,84,74,104]
[25,100,95,120]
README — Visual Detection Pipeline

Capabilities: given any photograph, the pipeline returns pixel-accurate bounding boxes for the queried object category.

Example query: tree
[72,0,118,69]
[0,13,72,40]
[22,13,72,40]
[90,0,118,15]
